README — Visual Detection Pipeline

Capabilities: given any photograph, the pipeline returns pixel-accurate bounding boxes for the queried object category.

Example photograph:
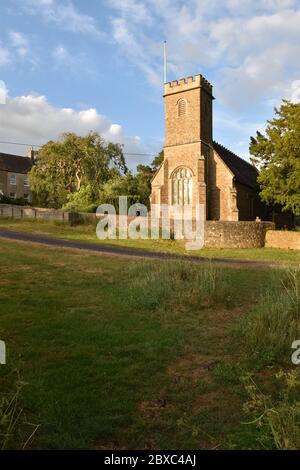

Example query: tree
[100,173,137,200]
[250,100,300,215]
[99,149,165,210]
[151,150,164,172]
[100,173,140,211]
[132,151,165,207]
[29,132,127,209]
[135,164,153,207]
[62,184,96,212]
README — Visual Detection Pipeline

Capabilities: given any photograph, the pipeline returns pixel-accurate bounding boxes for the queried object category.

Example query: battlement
[164,74,213,96]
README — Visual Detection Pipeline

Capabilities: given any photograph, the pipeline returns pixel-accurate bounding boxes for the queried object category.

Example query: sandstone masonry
[151,73,269,222]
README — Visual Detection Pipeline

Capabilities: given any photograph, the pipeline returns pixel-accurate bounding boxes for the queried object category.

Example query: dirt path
[0,227,270,268]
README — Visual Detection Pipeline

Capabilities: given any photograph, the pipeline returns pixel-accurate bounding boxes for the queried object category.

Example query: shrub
[0,195,30,206]
[100,195,141,213]
[62,185,96,213]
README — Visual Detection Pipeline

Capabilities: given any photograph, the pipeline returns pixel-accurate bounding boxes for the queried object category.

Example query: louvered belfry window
[178,99,187,117]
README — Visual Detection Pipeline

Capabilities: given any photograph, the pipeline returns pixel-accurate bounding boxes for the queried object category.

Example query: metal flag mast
[163,40,167,84]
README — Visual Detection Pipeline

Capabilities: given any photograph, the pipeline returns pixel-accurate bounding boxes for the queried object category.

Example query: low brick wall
[265,230,300,250]
[204,221,275,248]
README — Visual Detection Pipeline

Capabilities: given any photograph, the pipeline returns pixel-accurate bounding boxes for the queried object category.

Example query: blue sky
[0,0,300,169]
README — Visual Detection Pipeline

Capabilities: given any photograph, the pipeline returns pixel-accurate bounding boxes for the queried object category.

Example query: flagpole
[163,41,167,84]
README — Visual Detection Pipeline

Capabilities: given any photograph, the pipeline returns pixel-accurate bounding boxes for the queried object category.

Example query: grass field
[0,217,299,264]
[0,238,299,449]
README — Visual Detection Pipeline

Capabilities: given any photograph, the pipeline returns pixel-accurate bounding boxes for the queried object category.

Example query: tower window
[172,167,193,205]
[177,99,187,117]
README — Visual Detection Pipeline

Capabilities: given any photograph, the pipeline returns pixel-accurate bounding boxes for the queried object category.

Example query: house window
[9,175,16,186]
[172,167,193,205]
[9,192,16,200]
[24,178,29,187]
[177,98,187,117]
[23,193,29,201]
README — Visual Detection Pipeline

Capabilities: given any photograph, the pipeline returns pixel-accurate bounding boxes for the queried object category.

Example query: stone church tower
[151,73,268,222]
[151,74,213,217]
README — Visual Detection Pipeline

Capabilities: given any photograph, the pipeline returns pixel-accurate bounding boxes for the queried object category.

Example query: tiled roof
[213,141,258,189]
[0,152,32,174]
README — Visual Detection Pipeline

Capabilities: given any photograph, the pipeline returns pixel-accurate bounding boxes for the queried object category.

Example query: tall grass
[238,268,300,364]
[124,260,238,313]
[238,269,300,449]
[242,370,300,450]
[0,376,39,449]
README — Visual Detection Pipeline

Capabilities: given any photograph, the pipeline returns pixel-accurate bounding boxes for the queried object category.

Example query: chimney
[27,147,35,164]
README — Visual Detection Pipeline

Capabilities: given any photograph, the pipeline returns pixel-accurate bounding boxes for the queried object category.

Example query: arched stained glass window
[172,167,193,205]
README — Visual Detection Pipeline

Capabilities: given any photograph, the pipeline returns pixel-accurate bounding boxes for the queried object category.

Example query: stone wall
[0,203,97,224]
[265,230,300,250]
[204,221,275,248]
[0,204,68,221]
[0,203,277,248]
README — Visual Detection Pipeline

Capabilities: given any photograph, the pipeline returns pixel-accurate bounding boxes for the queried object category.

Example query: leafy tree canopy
[250,100,300,215]
[95,150,164,210]
[29,132,127,209]
[29,133,164,212]
[151,150,164,172]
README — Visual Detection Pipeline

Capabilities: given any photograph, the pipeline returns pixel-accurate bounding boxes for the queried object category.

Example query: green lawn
[0,238,299,449]
[0,217,299,264]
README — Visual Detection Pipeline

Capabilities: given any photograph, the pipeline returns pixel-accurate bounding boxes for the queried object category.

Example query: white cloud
[7,30,39,70]
[0,81,8,104]
[9,31,29,58]
[0,83,147,168]
[213,9,300,110]
[109,124,123,135]
[111,16,162,86]
[21,0,102,37]
[111,18,143,58]
[0,46,10,65]
[289,80,300,103]
[51,44,97,79]
[225,0,297,15]
[107,0,300,110]
[109,0,151,24]
[52,45,69,62]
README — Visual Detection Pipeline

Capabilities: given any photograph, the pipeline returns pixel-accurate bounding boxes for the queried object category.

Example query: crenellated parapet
[164,74,213,96]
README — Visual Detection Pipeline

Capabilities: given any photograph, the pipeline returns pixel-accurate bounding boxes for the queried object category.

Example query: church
[151,74,268,221]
